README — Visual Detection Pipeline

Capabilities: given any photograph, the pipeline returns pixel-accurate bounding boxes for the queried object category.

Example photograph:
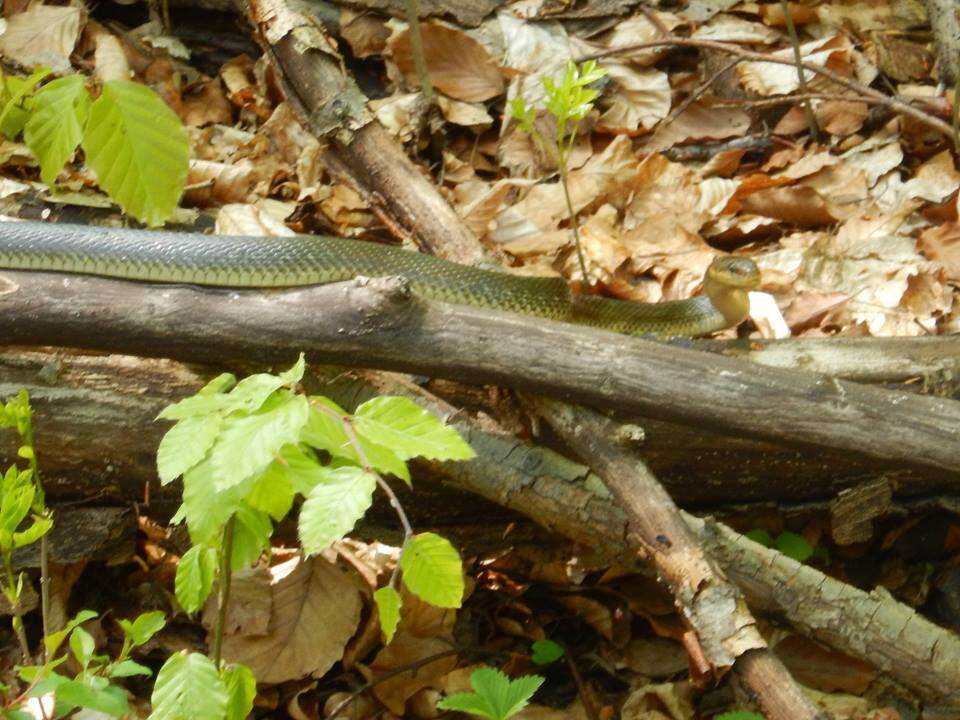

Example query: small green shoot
[0,390,51,662]
[436,667,544,720]
[716,712,765,720]
[509,59,607,285]
[531,639,564,666]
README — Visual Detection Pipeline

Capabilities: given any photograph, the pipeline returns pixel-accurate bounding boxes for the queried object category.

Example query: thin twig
[314,401,414,588]
[779,0,819,140]
[325,647,460,718]
[658,57,740,132]
[580,37,955,140]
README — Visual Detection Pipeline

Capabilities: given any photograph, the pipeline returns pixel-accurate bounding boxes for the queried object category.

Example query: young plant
[436,667,544,720]
[0,391,52,661]
[716,712,765,720]
[9,609,165,718]
[156,353,475,709]
[0,70,188,226]
[509,59,608,285]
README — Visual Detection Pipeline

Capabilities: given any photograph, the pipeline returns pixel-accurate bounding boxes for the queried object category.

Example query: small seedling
[510,59,608,285]
[716,712,765,720]
[436,667,544,720]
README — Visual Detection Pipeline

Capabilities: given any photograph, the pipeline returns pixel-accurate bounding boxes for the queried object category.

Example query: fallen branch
[1,271,958,476]
[525,395,825,720]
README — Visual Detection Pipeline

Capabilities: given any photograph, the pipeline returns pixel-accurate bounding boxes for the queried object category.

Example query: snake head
[706,256,761,291]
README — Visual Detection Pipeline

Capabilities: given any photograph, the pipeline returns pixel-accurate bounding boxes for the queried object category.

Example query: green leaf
[56,679,128,717]
[157,394,228,422]
[246,461,296,521]
[221,664,257,720]
[82,80,189,227]
[157,413,222,485]
[126,610,167,646]
[175,544,217,614]
[69,626,96,668]
[304,398,410,484]
[354,397,475,462]
[210,393,309,490]
[716,713,765,720]
[24,74,91,185]
[0,484,34,537]
[0,68,50,139]
[374,586,401,644]
[12,513,52,548]
[437,668,544,720]
[44,609,98,657]
[278,353,306,386]
[149,651,227,720]
[109,659,153,678]
[774,531,814,563]
[298,466,376,555]
[745,529,773,547]
[531,639,564,666]
[230,504,272,569]
[400,532,464,609]
[225,373,286,413]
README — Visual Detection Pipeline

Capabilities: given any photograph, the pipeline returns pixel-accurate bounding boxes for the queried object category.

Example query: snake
[0,221,760,337]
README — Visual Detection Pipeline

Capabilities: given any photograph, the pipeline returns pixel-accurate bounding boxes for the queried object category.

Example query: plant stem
[405,0,434,107]
[558,164,589,285]
[952,75,960,153]
[212,514,236,669]
[21,409,50,657]
[779,0,819,141]
[3,558,29,662]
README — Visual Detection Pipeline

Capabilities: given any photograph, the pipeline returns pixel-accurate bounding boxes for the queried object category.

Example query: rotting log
[4,348,956,511]
[0,272,958,476]
[1,348,957,707]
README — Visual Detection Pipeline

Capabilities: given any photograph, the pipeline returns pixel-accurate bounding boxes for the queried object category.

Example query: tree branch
[0,271,958,476]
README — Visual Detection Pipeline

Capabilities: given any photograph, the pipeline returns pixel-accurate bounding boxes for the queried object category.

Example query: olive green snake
[0,222,760,337]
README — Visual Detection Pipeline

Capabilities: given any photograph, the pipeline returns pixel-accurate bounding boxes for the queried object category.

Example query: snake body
[0,222,760,337]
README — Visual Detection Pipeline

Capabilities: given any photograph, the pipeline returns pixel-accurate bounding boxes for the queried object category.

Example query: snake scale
[0,221,760,337]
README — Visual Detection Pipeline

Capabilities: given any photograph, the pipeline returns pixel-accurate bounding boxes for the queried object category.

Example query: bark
[6,348,954,511]
[245,0,491,267]
[1,271,958,476]
[321,367,960,710]
[3,349,956,707]
[923,0,960,87]
[525,396,826,720]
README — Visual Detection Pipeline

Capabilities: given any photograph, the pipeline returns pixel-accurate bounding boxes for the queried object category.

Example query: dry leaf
[215,203,296,236]
[919,221,960,281]
[599,13,680,65]
[365,593,457,714]
[339,8,390,58]
[437,95,493,129]
[740,185,838,226]
[184,160,259,207]
[0,5,83,72]
[816,100,868,136]
[597,63,671,135]
[91,28,130,83]
[201,565,272,636]
[737,35,853,96]
[644,103,751,151]
[391,22,504,102]
[692,13,781,43]
[182,79,233,128]
[217,556,362,684]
